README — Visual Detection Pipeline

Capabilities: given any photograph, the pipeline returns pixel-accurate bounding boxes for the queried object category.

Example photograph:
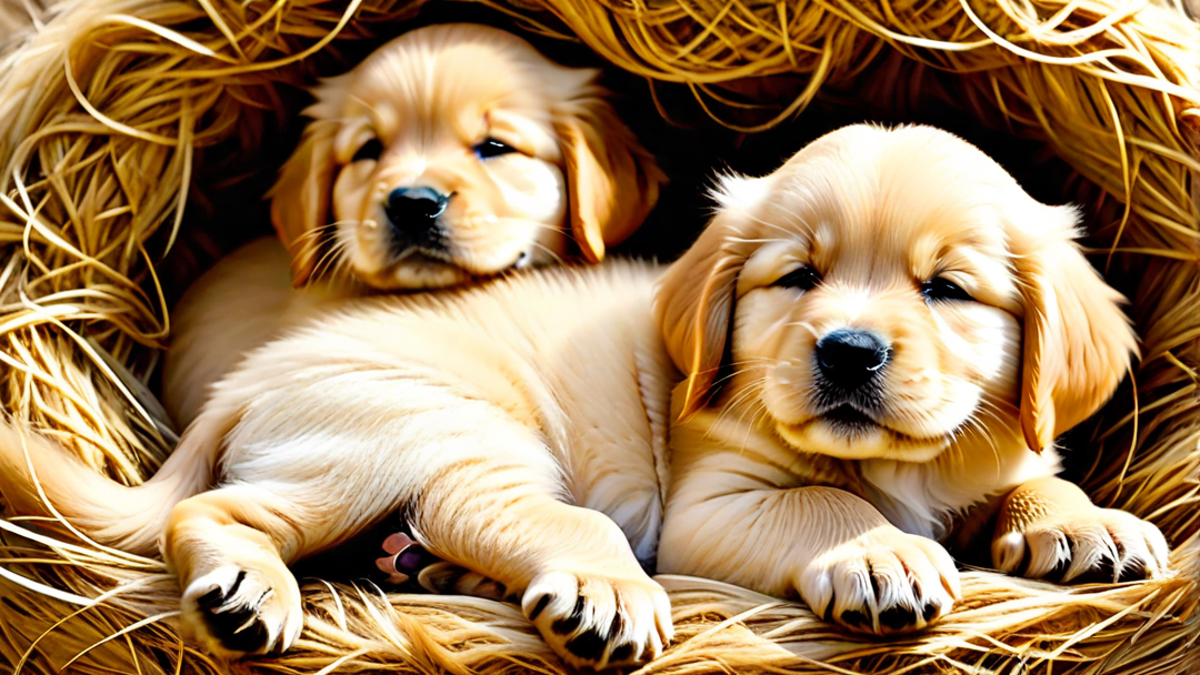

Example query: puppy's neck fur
[857,443,1061,541]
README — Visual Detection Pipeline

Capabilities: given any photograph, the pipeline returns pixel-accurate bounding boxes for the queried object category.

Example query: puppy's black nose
[385,186,450,249]
[815,329,890,391]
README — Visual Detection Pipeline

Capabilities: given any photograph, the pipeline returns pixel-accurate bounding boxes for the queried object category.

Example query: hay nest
[1,0,1199,673]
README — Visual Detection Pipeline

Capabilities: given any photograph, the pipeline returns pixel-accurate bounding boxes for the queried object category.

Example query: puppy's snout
[385,187,451,249]
[815,329,890,392]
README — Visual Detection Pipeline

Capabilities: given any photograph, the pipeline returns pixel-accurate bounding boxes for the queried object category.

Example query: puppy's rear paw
[182,565,303,656]
[418,561,518,602]
[523,570,672,669]
[797,528,960,635]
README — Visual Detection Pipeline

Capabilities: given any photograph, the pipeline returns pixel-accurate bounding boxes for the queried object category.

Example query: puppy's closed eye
[352,138,384,164]
[921,277,974,303]
[774,265,822,291]
[473,137,518,159]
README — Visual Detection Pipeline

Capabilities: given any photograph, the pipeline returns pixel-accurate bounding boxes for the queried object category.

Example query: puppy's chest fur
[856,451,1057,540]
[679,406,1061,542]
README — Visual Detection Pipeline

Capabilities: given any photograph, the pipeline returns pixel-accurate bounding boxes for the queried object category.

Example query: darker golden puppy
[655,124,1169,636]
[271,22,663,289]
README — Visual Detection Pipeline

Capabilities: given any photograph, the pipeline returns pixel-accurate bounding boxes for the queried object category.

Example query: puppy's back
[301,260,667,373]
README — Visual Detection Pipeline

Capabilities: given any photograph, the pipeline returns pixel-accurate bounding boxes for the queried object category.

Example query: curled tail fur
[0,415,224,557]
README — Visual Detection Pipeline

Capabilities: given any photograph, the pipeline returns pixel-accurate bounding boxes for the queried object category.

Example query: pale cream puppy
[0,255,675,670]
[272,22,663,290]
[654,124,1169,636]
[163,23,663,427]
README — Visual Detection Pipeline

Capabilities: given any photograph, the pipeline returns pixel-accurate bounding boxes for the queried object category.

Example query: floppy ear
[655,175,765,418]
[268,116,339,288]
[1012,205,1137,453]
[555,91,667,262]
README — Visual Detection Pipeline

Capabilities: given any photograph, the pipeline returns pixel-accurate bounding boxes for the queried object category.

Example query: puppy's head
[657,125,1135,462]
[270,23,664,289]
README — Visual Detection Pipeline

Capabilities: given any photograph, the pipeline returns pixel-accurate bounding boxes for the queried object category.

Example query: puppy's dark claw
[551,596,587,635]
[528,594,551,621]
[565,628,607,660]
[879,604,917,631]
[609,643,635,662]
[194,571,272,653]
[921,600,941,623]
[840,609,869,628]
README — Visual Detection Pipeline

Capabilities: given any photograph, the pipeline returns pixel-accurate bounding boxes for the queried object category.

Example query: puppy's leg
[412,456,672,670]
[164,485,305,657]
[189,363,669,666]
[992,476,1170,583]
[659,464,960,636]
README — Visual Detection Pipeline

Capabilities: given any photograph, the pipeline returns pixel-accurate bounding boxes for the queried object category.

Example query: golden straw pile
[0,0,1198,673]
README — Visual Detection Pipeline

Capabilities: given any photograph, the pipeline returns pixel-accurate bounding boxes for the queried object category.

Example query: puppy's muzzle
[815,329,890,394]
[385,186,451,252]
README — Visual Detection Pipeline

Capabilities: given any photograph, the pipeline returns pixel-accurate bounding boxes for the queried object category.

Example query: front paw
[796,527,960,635]
[993,507,1170,583]
[181,564,303,657]
[522,569,672,670]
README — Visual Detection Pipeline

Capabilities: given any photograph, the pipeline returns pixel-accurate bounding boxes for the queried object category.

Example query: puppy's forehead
[339,26,589,136]
[769,126,1019,253]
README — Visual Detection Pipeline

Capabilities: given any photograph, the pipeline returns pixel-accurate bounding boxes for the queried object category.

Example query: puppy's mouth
[777,404,953,461]
[818,404,877,435]
[392,246,456,267]
[364,246,528,291]
[813,404,948,445]
[388,247,527,275]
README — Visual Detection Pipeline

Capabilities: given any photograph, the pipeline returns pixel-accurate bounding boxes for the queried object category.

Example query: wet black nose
[815,329,890,391]
[385,186,450,249]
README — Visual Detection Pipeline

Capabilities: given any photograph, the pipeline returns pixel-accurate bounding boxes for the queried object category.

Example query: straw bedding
[0,0,1198,673]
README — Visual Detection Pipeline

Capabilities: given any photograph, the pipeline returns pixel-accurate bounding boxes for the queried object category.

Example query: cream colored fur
[163,238,362,426]
[0,254,675,669]
[163,23,663,428]
[654,124,1170,636]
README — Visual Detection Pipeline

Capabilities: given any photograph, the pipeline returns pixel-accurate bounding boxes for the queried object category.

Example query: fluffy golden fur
[162,22,663,428]
[654,124,1170,636]
[271,22,663,289]
[0,256,675,670]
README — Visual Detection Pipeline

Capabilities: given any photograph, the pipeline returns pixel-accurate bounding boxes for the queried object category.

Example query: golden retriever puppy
[273,22,662,289]
[0,261,674,670]
[163,22,663,427]
[655,124,1170,636]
